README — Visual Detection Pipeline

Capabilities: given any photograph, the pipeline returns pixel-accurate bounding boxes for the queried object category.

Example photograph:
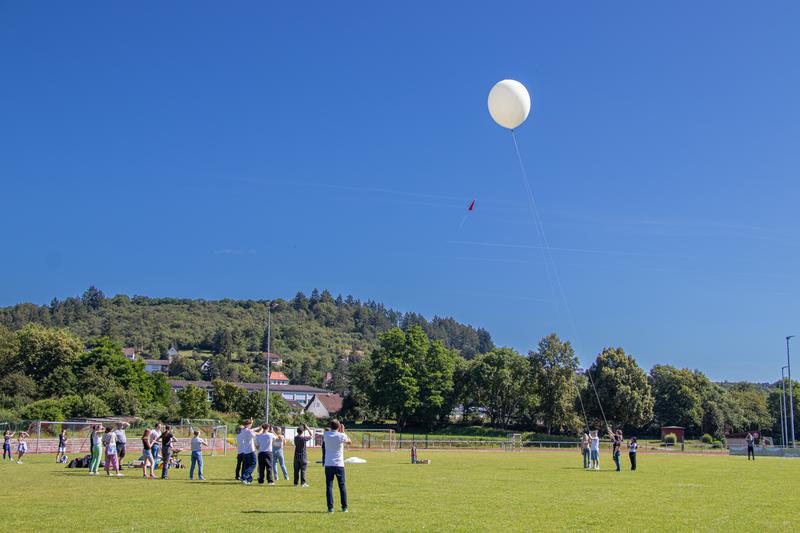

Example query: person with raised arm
[189,430,208,481]
[15,431,29,464]
[160,425,177,479]
[56,429,68,464]
[294,423,312,487]
[3,430,14,461]
[255,424,276,485]
[236,419,261,485]
[323,420,351,513]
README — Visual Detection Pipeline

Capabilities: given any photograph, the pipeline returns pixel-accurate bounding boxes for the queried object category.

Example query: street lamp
[264,303,273,424]
[788,336,796,448]
[781,366,789,447]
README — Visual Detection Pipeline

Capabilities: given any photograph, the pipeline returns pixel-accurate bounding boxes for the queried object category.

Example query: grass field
[1,449,798,532]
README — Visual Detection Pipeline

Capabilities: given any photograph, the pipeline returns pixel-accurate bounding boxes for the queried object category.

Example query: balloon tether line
[509,129,609,432]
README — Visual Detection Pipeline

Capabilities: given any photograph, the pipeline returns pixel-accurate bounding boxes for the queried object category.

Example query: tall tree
[649,365,704,431]
[369,327,422,429]
[584,347,653,429]
[177,384,210,419]
[470,348,537,428]
[15,324,83,381]
[529,333,580,434]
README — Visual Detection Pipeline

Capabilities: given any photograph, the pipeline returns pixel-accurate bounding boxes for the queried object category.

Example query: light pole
[781,366,789,447]
[787,336,796,448]
[264,305,272,424]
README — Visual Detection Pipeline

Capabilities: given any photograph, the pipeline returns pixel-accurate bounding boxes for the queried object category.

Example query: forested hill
[0,287,494,382]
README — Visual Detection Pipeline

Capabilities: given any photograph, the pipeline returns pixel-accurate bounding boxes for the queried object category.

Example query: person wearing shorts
[141,428,155,478]
[16,432,28,464]
[589,430,600,470]
[56,430,68,463]
[103,426,121,477]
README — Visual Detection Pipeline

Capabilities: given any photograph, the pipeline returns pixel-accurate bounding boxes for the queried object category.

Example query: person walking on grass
[237,419,260,485]
[323,419,351,513]
[580,433,590,470]
[589,430,600,470]
[56,429,68,464]
[609,428,623,472]
[89,425,102,475]
[746,432,756,460]
[255,424,276,485]
[16,432,29,464]
[628,437,638,471]
[103,426,121,477]
[150,423,162,469]
[141,428,156,478]
[189,430,208,481]
[272,427,289,482]
[114,423,129,469]
[294,424,312,487]
[160,425,176,479]
[3,430,14,461]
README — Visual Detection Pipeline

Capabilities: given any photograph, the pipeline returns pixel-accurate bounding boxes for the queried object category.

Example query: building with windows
[269,371,290,386]
[166,379,332,407]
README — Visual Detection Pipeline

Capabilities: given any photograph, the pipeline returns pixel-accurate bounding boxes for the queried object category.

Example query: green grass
[1,450,798,532]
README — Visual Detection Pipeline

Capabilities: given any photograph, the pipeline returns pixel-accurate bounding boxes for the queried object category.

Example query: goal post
[181,419,228,456]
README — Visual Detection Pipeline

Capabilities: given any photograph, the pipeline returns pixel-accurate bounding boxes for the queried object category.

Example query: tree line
[0,287,496,388]
[340,326,796,441]
[0,289,795,441]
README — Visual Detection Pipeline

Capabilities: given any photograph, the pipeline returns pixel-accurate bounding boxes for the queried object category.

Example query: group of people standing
[3,430,29,464]
[234,419,352,513]
[580,428,638,471]
[234,421,311,486]
[87,422,131,476]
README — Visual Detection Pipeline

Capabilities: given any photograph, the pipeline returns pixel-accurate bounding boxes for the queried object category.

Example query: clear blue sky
[2,1,798,381]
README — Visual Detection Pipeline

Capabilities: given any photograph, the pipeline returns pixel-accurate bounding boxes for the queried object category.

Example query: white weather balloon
[487,79,531,130]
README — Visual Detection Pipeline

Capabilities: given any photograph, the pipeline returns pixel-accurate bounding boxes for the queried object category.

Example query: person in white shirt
[255,424,276,485]
[149,423,163,469]
[628,437,638,470]
[236,419,261,485]
[589,430,601,471]
[189,430,207,480]
[323,419,351,513]
[102,427,121,477]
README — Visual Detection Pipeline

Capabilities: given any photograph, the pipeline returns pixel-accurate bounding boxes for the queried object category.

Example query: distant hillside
[0,287,494,385]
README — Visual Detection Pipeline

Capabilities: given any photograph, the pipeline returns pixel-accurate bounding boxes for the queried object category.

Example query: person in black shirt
[160,426,176,479]
[293,424,313,487]
[608,428,623,472]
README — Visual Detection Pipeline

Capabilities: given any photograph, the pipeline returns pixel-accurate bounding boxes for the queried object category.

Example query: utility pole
[787,336,796,448]
[265,305,272,424]
[781,366,789,447]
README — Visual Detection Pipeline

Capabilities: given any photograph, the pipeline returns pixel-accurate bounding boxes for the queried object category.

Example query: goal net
[180,419,228,456]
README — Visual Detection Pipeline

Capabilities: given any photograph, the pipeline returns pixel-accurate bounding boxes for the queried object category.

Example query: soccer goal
[180,419,228,456]
[29,419,121,455]
[355,429,397,451]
